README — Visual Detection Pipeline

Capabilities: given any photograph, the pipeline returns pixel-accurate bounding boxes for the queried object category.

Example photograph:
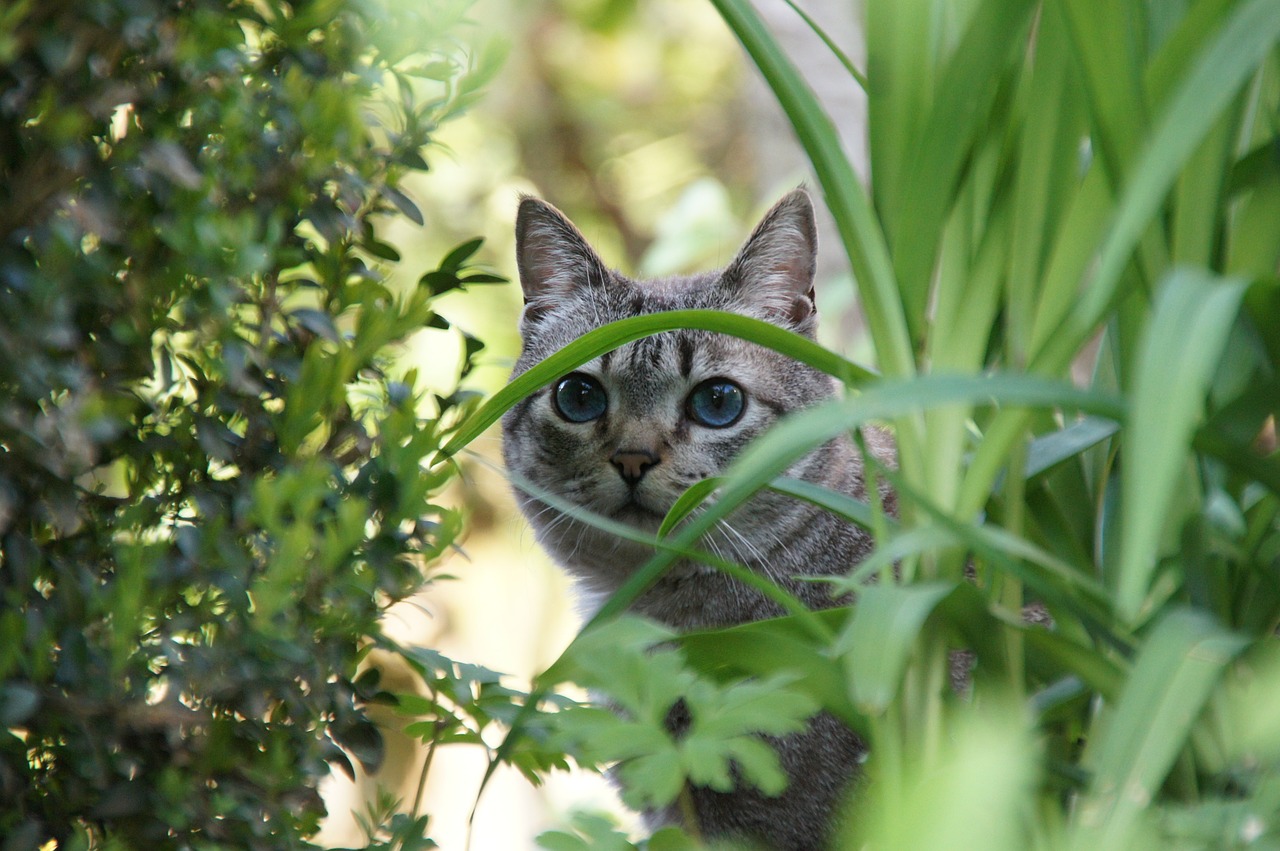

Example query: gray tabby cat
[502,190,894,850]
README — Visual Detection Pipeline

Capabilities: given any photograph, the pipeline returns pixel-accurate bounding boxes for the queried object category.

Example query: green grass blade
[709,0,916,384]
[1115,269,1245,623]
[1036,0,1280,374]
[828,525,956,593]
[1058,0,1150,184]
[476,455,822,635]
[864,0,933,224]
[1072,609,1248,850]
[1024,166,1114,367]
[658,478,722,538]
[1169,113,1237,267]
[766,476,887,532]
[853,460,1116,629]
[1006,1,1087,362]
[591,373,1123,629]
[1226,154,1280,277]
[889,0,1037,338]
[441,309,874,455]
[838,582,956,714]
[1022,629,1126,700]
[781,0,866,91]
[1144,0,1238,106]
[849,697,1039,851]
[1024,417,1120,480]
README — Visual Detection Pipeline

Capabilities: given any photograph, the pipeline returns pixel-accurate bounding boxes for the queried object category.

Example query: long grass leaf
[767,476,888,532]
[851,460,1116,630]
[838,582,956,714]
[1072,609,1248,850]
[890,0,1037,337]
[849,698,1039,851]
[1057,0,1150,184]
[590,374,1123,629]
[1006,1,1087,361]
[466,454,823,634]
[1036,0,1280,374]
[658,478,721,539]
[1115,269,1245,623]
[709,0,916,384]
[1024,417,1121,480]
[1227,157,1280,277]
[441,309,874,455]
[781,0,866,90]
[1023,629,1126,700]
[865,0,936,238]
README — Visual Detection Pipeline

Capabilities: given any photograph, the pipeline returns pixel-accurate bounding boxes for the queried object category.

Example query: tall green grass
[457,1,1280,846]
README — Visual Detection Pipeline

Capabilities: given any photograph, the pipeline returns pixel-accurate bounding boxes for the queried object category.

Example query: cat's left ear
[723,188,818,335]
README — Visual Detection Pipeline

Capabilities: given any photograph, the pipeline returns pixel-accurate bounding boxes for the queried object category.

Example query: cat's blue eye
[686,379,745,428]
[553,373,608,423]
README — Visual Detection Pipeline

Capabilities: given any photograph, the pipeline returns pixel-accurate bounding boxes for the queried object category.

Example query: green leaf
[1023,416,1120,481]
[1005,3,1087,360]
[849,698,1039,851]
[766,476,886,532]
[362,237,401,263]
[657,477,721,538]
[888,0,1038,342]
[589,372,1122,632]
[1115,268,1245,623]
[1022,629,1125,701]
[1073,609,1248,851]
[678,608,861,730]
[382,185,423,226]
[442,309,875,456]
[1038,0,1280,373]
[781,0,866,90]
[536,812,636,851]
[496,461,820,632]
[544,617,819,812]
[709,0,915,385]
[838,583,955,714]
[439,237,484,272]
[647,827,702,850]
[459,272,506,285]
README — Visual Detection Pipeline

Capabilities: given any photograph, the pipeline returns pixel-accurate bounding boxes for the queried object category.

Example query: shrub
[0,0,501,846]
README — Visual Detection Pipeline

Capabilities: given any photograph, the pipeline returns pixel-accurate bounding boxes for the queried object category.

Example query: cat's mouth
[611,498,666,526]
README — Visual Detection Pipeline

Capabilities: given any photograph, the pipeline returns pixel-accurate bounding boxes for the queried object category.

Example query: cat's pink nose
[610,449,659,485]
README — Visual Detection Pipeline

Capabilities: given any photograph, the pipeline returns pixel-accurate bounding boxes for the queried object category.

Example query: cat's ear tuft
[723,189,818,334]
[515,196,610,322]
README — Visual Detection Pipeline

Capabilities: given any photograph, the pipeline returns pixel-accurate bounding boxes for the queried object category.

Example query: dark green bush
[0,1,500,846]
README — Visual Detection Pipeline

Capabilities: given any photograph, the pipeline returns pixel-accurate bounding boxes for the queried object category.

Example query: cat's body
[502,190,893,849]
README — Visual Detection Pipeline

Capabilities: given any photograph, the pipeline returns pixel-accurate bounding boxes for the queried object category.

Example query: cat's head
[501,190,838,595]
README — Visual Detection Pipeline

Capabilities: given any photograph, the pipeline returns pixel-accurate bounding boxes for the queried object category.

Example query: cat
[501,189,895,850]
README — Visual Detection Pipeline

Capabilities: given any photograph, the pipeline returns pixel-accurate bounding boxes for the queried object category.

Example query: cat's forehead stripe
[677,334,694,378]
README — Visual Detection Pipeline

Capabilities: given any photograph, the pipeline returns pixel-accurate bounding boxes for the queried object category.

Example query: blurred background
[314,0,869,846]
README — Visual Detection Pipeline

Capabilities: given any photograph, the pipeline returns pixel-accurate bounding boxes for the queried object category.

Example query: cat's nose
[610,448,659,485]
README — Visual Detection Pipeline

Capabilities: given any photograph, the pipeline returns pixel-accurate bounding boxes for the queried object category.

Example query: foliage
[542,617,817,814]
[0,0,504,846]
[436,0,1280,847]
[538,813,700,851]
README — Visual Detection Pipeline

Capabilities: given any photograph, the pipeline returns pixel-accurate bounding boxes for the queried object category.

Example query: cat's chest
[627,567,785,630]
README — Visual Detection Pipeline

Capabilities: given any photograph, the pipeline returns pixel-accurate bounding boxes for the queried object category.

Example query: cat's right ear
[515,197,610,323]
